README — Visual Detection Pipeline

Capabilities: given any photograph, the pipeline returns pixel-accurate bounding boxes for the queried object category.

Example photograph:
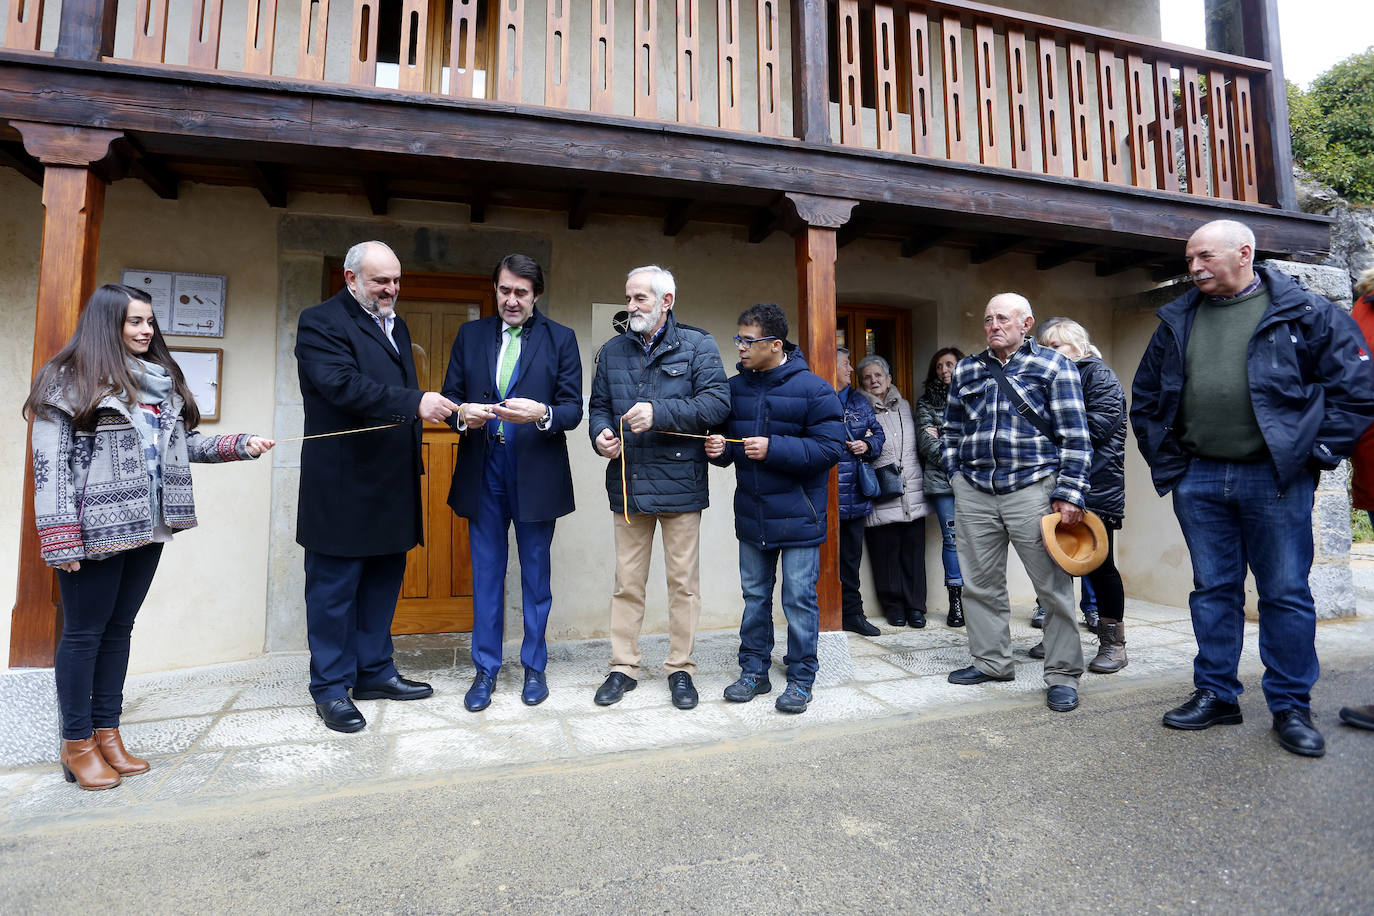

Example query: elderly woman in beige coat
[857,355,931,627]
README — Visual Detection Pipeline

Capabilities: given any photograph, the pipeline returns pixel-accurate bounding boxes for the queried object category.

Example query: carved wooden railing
[3,0,792,137]
[836,0,1271,202]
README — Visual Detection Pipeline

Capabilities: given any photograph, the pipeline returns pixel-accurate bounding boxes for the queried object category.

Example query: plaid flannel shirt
[941,337,1091,506]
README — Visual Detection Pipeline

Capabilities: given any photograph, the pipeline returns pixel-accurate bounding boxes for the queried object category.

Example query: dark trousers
[1085,527,1124,622]
[839,517,867,619]
[469,441,555,676]
[304,550,405,702]
[54,544,164,740]
[864,518,927,617]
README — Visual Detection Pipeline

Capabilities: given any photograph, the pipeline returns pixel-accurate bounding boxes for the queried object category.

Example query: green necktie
[496,326,521,437]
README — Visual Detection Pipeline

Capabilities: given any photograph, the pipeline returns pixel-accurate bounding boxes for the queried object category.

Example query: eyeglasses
[734,334,779,349]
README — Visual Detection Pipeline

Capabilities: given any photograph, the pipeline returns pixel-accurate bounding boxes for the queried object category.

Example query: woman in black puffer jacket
[1038,318,1128,673]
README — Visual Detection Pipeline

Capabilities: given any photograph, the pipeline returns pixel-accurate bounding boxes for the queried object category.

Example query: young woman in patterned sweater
[24,284,273,790]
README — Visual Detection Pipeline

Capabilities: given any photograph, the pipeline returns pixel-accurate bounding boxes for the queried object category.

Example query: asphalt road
[4,659,1372,915]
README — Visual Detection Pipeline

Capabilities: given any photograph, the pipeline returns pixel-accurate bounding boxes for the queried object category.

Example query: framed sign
[169,347,223,422]
[121,269,227,337]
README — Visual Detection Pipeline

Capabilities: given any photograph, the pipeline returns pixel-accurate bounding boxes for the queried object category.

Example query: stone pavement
[3,597,1374,834]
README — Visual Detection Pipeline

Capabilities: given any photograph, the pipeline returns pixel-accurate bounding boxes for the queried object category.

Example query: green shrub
[1290,49,1374,203]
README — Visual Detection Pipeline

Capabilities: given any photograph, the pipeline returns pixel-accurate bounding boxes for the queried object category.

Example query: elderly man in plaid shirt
[942,293,1092,712]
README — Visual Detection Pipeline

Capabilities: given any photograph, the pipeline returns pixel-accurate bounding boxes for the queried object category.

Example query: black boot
[946,587,964,628]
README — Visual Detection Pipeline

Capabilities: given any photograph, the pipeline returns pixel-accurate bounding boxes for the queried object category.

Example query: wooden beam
[1095,251,1157,277]
[1238,0,1297,209]
[662,198,698,237]
[568,187,599,230]
[468,184,489,223]
[969,235,1026,264]
[55,0,119,61]
[0,59,1333,255]
[362,172,389,215]
[789,0,828,143]
[1150,263,1188,283]
[250,161,287,207]
[901,227,953,258]
[794,223,841,632]
[835,218,867,249]
[128,152,179,199]
[1035,243,1098,271]
[0,140,43,185]
[748,207,780,244]
[9,122,119,668]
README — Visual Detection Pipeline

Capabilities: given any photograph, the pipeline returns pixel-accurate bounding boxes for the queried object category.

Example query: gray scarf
[129,358,174,525]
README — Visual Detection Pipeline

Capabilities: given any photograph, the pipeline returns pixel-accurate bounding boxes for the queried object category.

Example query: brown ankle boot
[1088,620,1128,673]
[60,737,122,791]
[94,727,150,776]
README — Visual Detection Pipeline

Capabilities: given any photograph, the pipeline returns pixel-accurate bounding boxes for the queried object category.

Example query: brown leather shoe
[60,737,121,791]
[94,727,150,776]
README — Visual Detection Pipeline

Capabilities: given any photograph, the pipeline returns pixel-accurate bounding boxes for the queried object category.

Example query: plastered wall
[3,165,1200,675]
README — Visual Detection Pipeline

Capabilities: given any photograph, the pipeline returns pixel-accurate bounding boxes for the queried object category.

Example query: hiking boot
[775,683,812,714]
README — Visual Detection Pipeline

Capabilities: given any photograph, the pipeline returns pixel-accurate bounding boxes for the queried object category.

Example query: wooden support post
[1238,0,1296,208]
[786,192,857,633]
[55,0,118,60]
[789,0,828,143]
[9,122,120,669]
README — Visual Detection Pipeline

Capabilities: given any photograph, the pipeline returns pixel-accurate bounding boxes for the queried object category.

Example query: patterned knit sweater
[31,383,256,564]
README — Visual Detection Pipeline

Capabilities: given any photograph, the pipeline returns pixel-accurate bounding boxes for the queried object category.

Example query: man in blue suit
[296,240,459,733]
[443,254,583,711]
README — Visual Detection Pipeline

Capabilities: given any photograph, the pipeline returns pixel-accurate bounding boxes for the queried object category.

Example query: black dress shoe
[842,617,881,637]
[885,611,907,627]
[1046,684,1079,712]
[465,672,496,712]
[1030,605,1046,628]
[1028,641,1045,659]
[316,697,366,733]
[522,667,549,706]
[1162,688,1243,730]
[594,672,637,706]
[668,671,698,710]
[1273,708,1325,757]
[947,665,1014,685]
[353,675,434,701]
[907,610,926,629]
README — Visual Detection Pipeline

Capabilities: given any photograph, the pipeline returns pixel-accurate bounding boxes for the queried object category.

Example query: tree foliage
[1289,49,1374,203]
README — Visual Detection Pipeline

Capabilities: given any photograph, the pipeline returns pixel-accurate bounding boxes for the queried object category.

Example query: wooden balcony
[0,0,1331,261]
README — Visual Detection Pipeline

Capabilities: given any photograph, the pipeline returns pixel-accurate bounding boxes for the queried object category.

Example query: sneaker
[1030,605,1046,629]
[723,673,772,702]
[775,682,812,714]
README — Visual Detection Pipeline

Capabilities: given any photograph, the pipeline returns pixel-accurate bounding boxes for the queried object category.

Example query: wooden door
[837,304,914,398]
[326,269,493,634]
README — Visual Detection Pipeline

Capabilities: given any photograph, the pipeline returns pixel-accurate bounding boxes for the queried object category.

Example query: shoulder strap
[982,355,1058,444]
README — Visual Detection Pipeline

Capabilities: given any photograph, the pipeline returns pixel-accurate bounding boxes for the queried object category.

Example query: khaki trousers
[952,474,1083,686]
[609,511,702,676]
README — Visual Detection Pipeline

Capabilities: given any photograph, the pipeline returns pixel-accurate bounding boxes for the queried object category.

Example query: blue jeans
[1171,458,1319,713]
[929,493,963,586]
[54,544,163,740]
[737,542,820,689]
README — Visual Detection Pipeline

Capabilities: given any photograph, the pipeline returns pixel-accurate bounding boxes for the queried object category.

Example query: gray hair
[856,354,891,377]
[344,240,397,274]
[1038,317,1102,359]
[1192,219,1255,252]
[836,346,850,358]
[988,292,1033,321]
[627,265,676,301]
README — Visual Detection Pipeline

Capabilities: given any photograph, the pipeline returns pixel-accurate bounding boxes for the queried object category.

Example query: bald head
[1185,220,1255,298]
[984,292,1035,361]
[344,240,402,318]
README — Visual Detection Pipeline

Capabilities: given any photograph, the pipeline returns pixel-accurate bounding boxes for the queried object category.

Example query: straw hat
[1040,510,1109,575]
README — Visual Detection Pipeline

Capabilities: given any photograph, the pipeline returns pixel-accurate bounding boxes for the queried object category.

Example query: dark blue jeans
[929,493,963,586]
[54,544,164,740]
[737,542,820,689]
[1171,458,1319,713]
[304,550,405,702]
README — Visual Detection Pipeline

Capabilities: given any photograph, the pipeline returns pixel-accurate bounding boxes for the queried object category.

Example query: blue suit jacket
[441,308,583,522]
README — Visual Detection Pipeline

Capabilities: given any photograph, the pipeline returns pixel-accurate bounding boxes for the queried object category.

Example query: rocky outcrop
[1295,167,1374,291]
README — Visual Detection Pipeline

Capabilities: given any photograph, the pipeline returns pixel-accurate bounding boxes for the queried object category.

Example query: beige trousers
[609,511,702,676]
[952,474,1084,687]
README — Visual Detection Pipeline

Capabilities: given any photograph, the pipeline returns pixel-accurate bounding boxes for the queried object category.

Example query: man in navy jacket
[296,240,457,733]
[706,303,844,714]
[1132,219,1374,757]
[442,254,583,712]
[588,266,730,710]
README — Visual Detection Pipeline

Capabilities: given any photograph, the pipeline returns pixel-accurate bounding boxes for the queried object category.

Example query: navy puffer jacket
[837,385,884,520]
[1075,354,1126,522]
[589,312,730,514]
[1131,266,1374,494]
[710,347,846,548]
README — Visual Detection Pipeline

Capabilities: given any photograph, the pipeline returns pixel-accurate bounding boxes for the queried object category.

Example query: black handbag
[872,462,904,501]
[856,460,882,498]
